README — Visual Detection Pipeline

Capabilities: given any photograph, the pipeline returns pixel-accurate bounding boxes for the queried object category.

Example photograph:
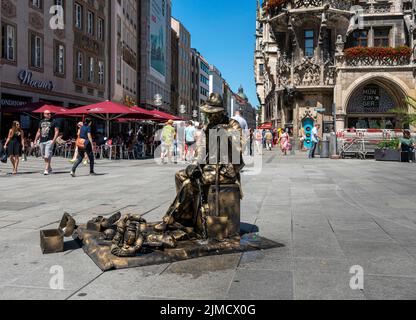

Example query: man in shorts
[34,110,59,175]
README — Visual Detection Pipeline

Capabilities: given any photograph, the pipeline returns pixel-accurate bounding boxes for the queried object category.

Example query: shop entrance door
[303,118,314,149]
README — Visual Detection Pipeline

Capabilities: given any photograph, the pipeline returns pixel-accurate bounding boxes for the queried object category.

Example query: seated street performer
[155,93,244,236]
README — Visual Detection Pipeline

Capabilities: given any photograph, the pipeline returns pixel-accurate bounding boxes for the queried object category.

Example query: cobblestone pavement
[0,151,416,300]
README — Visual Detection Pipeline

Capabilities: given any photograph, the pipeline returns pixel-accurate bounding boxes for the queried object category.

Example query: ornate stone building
[255,0,416,144]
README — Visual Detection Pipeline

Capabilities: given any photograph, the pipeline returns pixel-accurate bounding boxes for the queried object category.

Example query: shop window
[374,28,390,47]
[1,23,16,63]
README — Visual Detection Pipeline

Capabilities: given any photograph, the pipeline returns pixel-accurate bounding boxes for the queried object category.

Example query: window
[304,30,314,57]
[1,23,16,62]
[374,28,390,47]
[87,11,94,35]
[76,51,83,80]
[117,16,121,35]
[88,57,94,83]
[259,64,264,75]
[30,32,43,69]
[98,61,104,85]
[75,3,83,29]
[31,0,43,10]
[116,57,121,84]
[98,18,104,41]
[54,42,65,75]
[352,30,368,47]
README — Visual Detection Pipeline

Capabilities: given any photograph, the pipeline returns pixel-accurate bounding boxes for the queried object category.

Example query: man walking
[309,124,321,159]
[34,110,59,175]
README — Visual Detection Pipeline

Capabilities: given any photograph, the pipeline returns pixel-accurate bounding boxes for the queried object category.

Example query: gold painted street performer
[155,93,244,238]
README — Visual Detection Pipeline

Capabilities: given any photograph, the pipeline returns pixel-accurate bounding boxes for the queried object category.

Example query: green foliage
[376,138,400,150]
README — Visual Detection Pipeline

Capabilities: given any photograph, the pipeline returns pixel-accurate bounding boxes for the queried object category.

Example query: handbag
[0,147,7,164]
[76,137,86,149]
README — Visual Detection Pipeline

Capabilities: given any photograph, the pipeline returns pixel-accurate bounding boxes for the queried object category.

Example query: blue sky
[171,0,258,108]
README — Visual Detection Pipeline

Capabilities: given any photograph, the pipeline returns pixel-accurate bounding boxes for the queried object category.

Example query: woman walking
[4,121,25,174]
[278,128,290,156]
[70,118,96,177]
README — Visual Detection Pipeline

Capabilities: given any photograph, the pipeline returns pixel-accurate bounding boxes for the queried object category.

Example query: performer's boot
[154,215,174,232]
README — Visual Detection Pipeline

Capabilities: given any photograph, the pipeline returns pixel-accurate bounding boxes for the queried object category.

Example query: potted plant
[375,139,401,161]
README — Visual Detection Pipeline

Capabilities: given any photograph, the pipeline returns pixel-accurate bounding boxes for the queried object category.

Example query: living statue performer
[155,93,244,236]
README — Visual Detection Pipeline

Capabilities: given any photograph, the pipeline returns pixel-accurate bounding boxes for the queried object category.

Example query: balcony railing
[344,46,412,67]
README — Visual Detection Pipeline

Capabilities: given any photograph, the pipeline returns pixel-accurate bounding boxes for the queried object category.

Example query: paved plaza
[0,151,416,300]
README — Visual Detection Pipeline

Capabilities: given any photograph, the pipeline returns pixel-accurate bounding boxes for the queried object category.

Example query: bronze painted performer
[155,93,244,237]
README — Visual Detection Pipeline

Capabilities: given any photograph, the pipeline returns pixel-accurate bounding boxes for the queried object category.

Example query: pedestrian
[399,129,415,162]
[3,121,25,175]
[299,127,306,151]
[265,129,273,151]
[70,118,96,177]
[70,122,88,165]
[194,122,205,159]
[254,129,263,155]
[161,120,176,164]
[34,110,59,175]
[232,110,249,153]
[249,128,254,156]
[184,121,196,162]
[309,124,321,159]
[278,128,290,156]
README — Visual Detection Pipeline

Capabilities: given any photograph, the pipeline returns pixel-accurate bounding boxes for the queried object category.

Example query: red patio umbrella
[32,104,68,114]
[150,109,183,121]
[61,101,152,137]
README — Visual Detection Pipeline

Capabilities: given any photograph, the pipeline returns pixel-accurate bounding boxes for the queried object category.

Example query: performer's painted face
[206,111,225,124]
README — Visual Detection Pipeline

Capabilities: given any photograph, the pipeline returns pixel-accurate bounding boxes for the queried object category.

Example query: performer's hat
[200,93,225,114]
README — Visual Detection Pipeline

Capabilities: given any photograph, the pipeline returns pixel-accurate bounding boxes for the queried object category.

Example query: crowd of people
[1,110,415,175]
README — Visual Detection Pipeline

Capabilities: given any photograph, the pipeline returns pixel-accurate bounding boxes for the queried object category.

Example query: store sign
[0,99,27,107]
[363,85,380,109]
[18,70,54,92]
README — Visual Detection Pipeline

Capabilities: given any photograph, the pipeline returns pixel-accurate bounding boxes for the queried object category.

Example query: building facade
[209,65,224,97]
[190,48,200,120]
[170,27,179,115]
[0,0,109,136]
[171,17,191,119]
[138,0,171,112]
[233,86,257,129]
[255,0,416,143]
[109,0,138,106]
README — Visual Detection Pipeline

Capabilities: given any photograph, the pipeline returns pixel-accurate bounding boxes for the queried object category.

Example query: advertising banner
[150,0,166,83]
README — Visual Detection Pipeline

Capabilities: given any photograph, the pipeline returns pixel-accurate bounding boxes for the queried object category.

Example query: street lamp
[154,94,163,111]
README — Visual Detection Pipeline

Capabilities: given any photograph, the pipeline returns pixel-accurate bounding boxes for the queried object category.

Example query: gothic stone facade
[255,0,416,140]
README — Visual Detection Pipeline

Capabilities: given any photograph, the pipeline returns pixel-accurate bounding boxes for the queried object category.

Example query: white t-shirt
[312,127,319,143]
